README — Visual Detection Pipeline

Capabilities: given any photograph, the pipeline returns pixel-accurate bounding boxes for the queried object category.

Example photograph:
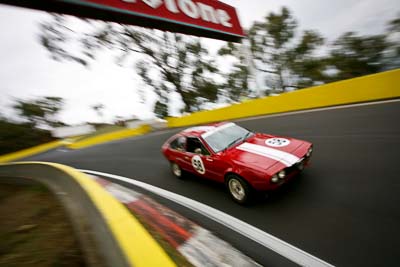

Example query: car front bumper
[252,156,311,191]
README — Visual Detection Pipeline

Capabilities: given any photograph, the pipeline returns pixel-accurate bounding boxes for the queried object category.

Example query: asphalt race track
[27,100,400,267]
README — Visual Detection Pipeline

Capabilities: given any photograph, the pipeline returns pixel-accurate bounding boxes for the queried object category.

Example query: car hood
[227,133,304,170]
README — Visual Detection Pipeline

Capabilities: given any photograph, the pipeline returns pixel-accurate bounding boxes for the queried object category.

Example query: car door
[167,136,193,172]
[184,137,222,180]
[203,152,229,182]
[200,137,232,182]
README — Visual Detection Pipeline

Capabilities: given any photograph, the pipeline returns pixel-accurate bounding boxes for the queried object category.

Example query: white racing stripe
[236,142,300,167]
[80,169,334,267]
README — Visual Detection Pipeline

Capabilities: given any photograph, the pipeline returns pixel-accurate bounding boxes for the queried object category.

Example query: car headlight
[271,175,279,183]
[278,170,286,179]
[306,147,313,157]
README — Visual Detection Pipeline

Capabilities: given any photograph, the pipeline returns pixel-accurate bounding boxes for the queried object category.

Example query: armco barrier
[68,125,151,149]
[167,69,400,127]
[0,140,65,163]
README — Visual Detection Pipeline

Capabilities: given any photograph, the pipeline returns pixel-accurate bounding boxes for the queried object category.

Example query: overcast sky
[0,0,398,125]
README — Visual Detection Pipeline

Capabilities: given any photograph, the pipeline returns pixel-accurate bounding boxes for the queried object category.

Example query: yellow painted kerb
[3,162,176,267]
[0,140,65,163]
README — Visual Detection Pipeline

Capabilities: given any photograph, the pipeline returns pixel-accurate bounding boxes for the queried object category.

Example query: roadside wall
[2,70,399,161]
[167,69,400,127]
[67,125,151,149]
[52,125,95,138]
[0,140,65,163]
[0,125,151,162]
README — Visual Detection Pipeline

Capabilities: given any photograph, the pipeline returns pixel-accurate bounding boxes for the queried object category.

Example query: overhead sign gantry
[1,0,245,42]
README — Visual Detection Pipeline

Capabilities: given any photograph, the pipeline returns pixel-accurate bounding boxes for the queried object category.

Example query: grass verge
[0,183,86,267]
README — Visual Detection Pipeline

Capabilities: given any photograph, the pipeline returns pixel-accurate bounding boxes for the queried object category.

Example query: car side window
[186,137,210,156]
[170,136,186,151]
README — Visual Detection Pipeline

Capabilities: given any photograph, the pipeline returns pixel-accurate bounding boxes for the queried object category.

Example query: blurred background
[0,0,399,154]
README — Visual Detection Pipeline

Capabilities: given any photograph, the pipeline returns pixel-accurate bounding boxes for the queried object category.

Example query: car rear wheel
[171,162,184,179]
[226,174,251,204]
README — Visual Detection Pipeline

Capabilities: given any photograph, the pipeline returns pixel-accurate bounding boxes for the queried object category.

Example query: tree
[286,30,326,87]
[327,32,389,80]
[218,42,250,101]
[39,15,221,114]
[91,103,105,120]
[326,13,400,79]
[13,96,64,128]
[154,100,168,118]
[0,119,54,154]
[388,15,400,32]
[382,14,400,70]
[248,7,325,92]
[218,8,325,97]
[1,98,61,154]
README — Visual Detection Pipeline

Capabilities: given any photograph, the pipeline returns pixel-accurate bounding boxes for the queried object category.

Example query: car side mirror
[194,148,202,155]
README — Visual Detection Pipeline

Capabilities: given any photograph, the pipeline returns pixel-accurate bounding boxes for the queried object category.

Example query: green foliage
[39,17,221,113]
[225,64,250,102]
[327,32,389,80]
[263,6,297,49]
[292,30,324,58]
[39,15,88,66]
[0,96,65,155]
[218,42,238,56]
[248,7,325,92]
[383,15,400,70]
[388,16,400,32]
[244,8,398,92]
[217,41,250,101]
[0,119,54,155]
[219,7,325,96]
[132,33,220,112]
[38,10,400,109]
[13,97,64,128]
[91,103,105,119]
[154,100,168,118]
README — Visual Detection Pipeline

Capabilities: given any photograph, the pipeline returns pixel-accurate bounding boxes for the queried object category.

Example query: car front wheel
[226,174,251,204]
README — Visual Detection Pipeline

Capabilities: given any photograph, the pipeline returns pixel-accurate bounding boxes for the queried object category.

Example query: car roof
[180,121,230,137]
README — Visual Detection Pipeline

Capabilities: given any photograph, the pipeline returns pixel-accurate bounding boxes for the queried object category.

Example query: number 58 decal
[191,155,206,174]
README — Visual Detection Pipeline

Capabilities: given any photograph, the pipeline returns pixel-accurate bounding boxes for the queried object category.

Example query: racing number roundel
[191,155,205,174]
[265,138,290,147]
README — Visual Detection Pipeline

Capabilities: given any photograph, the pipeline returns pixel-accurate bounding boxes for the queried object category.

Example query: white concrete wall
[52,125,95,138]
[126,119,167,130]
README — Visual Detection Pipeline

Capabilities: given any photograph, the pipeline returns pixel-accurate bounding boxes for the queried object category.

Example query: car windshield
[203,123,252,153]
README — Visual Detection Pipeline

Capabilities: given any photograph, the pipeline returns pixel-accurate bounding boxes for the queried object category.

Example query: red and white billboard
[1,0,245,42]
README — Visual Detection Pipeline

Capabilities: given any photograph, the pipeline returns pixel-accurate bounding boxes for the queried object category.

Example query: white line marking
[179,227,261,267]
[236,142,300,167]
[104,183,141,203]
[236,98,400,122]
[80,169,334,267]
[92,175,259,266]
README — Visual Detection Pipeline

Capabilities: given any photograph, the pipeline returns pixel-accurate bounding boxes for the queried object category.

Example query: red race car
[162,122,313,204]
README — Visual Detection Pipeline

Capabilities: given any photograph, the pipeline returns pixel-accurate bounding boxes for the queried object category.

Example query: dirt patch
[0,183,87,267]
